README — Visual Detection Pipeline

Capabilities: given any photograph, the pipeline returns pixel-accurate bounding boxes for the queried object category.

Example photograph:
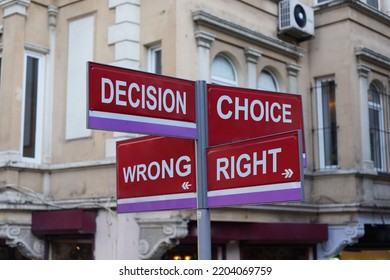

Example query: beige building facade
[0,0,390,260]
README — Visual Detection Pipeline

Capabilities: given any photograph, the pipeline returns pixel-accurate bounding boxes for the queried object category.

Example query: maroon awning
[32,210,96,235]
[186,221,328,244]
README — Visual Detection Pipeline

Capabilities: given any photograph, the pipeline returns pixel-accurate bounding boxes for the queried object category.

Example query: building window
[22,52,45,161]
[65,15,94,140]
[316,78,338,169]
[211,54,238,86]
[368,83,385,171]
[49,238,94,260]
[258,69,279,92]
[149,45,162,74]
[316,0,330,3]
[363,0,379,9]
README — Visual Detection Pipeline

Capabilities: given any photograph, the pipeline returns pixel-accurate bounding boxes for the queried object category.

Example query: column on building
[42,5,58,165]
[286,62,301,94]
[194,30,216,81]
[357,64,375,171]
[244,47,262,89]
[105,0,141,158]
[0,0,30,160]
[108,0,140,69]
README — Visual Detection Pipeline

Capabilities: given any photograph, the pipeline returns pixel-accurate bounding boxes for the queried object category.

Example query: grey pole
[195,80,212,260]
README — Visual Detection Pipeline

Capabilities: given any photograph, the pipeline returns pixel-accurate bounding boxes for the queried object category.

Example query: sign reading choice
[116,136,197,213]
[207,131,303,207]
[207,84,305,148]
[87,62,196,139]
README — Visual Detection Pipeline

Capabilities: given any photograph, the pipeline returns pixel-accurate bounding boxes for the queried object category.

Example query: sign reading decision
[116,136,197,213]
[88,62,196,139]
[207,131,303,208]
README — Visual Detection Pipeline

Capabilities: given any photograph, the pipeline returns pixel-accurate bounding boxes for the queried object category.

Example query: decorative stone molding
[48,5,58,28]
[194,30,216,49]
[244,47,262,64]
[316,223,365,259]
[192,10,305,59]
[0,0,30,17]
[0,225,44,259]
[136,215,189,259]
[355,47,390,71]
[108,0,140,68]
[357,63,371,79]
[286,62,301,78]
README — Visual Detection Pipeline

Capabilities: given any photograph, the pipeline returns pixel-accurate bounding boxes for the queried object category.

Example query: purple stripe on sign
[208,188,302,208]
[117,197,197,213]
[89,116,197,139]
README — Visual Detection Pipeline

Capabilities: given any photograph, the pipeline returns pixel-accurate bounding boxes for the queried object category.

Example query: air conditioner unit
[278,0,314,40]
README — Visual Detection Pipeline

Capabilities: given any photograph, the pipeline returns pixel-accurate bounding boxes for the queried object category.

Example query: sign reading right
[207,131,303,208]
[207,84,305,147]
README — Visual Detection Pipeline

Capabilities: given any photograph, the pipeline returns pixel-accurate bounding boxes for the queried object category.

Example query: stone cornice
[192,10,305,60]
[0,0,30,17]
[315,0,390,27]
[355,46,390,71]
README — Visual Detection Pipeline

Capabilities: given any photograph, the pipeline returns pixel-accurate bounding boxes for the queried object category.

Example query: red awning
[186,221,328,244]
[32,210,96,235]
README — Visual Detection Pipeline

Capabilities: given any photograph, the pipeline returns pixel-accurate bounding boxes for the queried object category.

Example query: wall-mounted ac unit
[278,0,314,40]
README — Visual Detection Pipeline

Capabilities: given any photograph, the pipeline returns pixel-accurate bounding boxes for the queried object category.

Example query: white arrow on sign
[182,182,192,190]
[282,169,293,178]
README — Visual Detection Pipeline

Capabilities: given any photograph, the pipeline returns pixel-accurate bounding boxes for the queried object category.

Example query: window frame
[20,51,45,163]
[315,77,339,169]
[148,45,162,74]
[368,82,386,171]
[211,54,238,86]
[257,68,280,92]
[362,0,380,10]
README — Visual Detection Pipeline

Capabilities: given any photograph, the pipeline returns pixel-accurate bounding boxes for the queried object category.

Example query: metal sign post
[195,80,211,260]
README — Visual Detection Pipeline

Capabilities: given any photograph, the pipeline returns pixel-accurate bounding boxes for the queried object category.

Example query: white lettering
[215,148,282,181]
[122,156,192,183]
[163,89,175,113]
[270,102,281,122]
[123,166,136,183]
[216,95,233,120]
[176,156,191,177]
[216,95,293,124]
[137,164,147,182]
[115,80,127,106]
[236,153,251,178]
[147,161,160,181]
[128,82,140,107]
[216,158,230,180]
[283,104,292,123]
[100,77,187,115]
[101,78,114,103]
[234,97,248,120]
[268,148,282,172]
[146,85,157,110]
[253,150,267,175]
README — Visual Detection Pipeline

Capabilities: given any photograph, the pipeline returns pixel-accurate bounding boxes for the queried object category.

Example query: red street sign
[88,62,196,139]
[207,84,305,147]
[116,136,197,212]
[207,131,303,207]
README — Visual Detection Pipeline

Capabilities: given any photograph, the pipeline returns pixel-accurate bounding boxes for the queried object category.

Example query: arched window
[257,69,279,92]
[368,82,385,170]
[211,54,237,86]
